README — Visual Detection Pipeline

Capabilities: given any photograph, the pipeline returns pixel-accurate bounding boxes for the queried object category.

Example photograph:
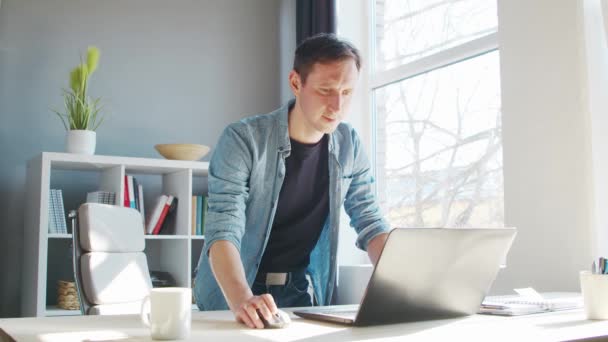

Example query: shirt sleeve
[202,123,252,257]
[343,128,391,251]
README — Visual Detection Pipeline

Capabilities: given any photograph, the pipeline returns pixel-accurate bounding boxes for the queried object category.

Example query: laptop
[294,227,517,326]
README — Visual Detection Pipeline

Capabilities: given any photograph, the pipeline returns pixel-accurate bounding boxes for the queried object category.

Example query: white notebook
[480,290,583,316]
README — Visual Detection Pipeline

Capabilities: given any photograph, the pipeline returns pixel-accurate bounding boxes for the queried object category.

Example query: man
[194,33,390,329]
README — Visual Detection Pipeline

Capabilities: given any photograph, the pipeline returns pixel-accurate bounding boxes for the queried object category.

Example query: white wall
[583,0,608,259]
[495,0,595,294]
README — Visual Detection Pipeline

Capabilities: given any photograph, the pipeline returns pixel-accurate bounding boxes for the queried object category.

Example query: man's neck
[288,100,324,144]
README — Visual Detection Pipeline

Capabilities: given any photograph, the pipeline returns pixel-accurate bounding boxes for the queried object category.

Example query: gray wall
[0,0,294,317]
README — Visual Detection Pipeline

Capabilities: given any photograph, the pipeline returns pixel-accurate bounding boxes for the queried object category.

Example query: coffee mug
[141,287,192,340]
[580,271,608,320]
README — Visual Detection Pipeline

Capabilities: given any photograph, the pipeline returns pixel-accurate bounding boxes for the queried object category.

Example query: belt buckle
[265,272,287,286]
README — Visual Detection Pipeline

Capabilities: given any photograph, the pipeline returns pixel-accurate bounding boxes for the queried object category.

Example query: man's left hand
[367,233,389,265]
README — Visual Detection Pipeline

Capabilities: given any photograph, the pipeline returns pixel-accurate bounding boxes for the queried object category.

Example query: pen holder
[580,271,608,320]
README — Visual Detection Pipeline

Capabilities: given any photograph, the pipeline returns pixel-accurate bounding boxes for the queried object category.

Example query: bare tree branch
[385,127,499,173]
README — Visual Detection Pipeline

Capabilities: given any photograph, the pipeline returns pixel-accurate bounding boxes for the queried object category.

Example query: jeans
[251,269,313,308]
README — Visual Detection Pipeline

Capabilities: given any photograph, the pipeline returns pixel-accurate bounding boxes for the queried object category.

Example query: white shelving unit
[22,152,209,317]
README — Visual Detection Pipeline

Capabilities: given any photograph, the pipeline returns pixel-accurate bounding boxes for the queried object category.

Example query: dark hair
[293,33,361,84]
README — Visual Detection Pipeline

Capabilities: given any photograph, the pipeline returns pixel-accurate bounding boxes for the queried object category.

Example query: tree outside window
[373,0,503,228]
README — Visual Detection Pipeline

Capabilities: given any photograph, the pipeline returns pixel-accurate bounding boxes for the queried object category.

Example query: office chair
[71,203,152,315]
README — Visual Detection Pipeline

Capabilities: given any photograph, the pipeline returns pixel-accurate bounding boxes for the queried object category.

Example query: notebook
[480,291,583,316]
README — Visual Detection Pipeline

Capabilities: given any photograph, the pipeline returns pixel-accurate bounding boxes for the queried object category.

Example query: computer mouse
[257,309,291,329]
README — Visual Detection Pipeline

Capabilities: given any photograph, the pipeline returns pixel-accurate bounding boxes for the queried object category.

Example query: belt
[255,268,307,286]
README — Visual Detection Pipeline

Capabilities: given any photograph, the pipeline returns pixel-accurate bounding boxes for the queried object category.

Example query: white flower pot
[66,130,96,155]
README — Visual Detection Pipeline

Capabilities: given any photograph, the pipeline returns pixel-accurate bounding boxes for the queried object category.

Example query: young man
[194,33,390,329]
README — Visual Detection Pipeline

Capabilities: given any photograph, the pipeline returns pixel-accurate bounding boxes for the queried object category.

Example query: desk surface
[1,308,608,342]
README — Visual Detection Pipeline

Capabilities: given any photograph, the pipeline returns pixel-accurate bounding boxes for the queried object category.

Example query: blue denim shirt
[194,101,390,310]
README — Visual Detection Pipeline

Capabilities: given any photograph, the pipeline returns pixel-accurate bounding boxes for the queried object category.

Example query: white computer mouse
[259,309,291,329]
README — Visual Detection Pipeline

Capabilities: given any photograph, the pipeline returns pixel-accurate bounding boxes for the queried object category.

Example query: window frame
[369,0,501,224]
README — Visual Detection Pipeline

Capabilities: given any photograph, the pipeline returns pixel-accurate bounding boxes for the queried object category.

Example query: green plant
[53,46,105,131]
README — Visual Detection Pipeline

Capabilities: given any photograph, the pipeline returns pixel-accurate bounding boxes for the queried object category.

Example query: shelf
[144,235,189,240]
[25,152,209,317]
[45,305,81,316]
[40,152,209,176]
[48,234,72,239]
[49,234,202,240]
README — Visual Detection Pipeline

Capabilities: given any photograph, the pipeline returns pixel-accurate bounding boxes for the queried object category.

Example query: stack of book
[48,189,67,234]
[86,191,116,205]
[191,195,208,236]
[123,175,145,221]
[145,194,178,235]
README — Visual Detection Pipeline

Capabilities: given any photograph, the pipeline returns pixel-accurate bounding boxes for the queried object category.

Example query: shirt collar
[277,98,337,155]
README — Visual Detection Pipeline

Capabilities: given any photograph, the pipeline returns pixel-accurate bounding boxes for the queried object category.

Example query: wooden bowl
[154,144,210,161]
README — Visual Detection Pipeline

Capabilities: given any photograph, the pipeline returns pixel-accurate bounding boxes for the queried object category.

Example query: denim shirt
[194,101,390,310]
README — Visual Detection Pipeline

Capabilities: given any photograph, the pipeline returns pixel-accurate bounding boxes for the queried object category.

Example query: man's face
[290,58,359,136]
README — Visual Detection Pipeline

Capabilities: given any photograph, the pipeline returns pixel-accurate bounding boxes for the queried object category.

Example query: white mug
[580,271,608,320]
[141,287,192,340]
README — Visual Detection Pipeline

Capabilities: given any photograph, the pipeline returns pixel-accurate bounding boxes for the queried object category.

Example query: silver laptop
[294,227,517,326]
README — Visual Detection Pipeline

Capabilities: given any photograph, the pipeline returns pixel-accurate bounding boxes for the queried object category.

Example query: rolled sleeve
[344,129,391,251]
[203,228,243,257]
[355,222,391,251]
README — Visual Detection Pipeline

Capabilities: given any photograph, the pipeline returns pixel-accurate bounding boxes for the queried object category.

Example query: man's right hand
[208,241,280,329]
[232,293,278,329]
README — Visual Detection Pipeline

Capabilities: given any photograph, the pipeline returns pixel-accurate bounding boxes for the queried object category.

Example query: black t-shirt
[258,134,329,272]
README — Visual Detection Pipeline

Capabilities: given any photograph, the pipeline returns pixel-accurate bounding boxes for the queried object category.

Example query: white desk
[1,308,608,342]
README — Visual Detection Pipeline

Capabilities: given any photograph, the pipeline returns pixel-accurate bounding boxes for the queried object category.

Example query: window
[372,0,503,228]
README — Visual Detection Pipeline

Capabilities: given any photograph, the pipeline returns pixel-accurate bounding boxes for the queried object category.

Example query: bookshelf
[22,152,209,317]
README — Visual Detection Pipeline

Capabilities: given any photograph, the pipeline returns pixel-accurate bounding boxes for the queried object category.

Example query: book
[201,195,208,235]
[86,191,116,205]
[55,189,67,234]
[138,184,145,222]
[152,195,175,235]
[52,189,62,233]
[191,196,197,235]
[158,197,178,235]
[127,175,136,209]
[51,189,58,229]
[48,190,57,233]
[50,189,58,234]
[196,195,202,236]
[133,177,140,211]
[123,176,130,207]
[146,195,168,234]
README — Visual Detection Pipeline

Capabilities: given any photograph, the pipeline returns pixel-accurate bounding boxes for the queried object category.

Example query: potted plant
[53,46,105,155]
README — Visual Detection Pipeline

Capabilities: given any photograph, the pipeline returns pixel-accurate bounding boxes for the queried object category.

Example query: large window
[372,0,504,228]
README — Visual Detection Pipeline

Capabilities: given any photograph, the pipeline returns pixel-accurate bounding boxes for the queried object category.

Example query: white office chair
[72,203,152,315]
